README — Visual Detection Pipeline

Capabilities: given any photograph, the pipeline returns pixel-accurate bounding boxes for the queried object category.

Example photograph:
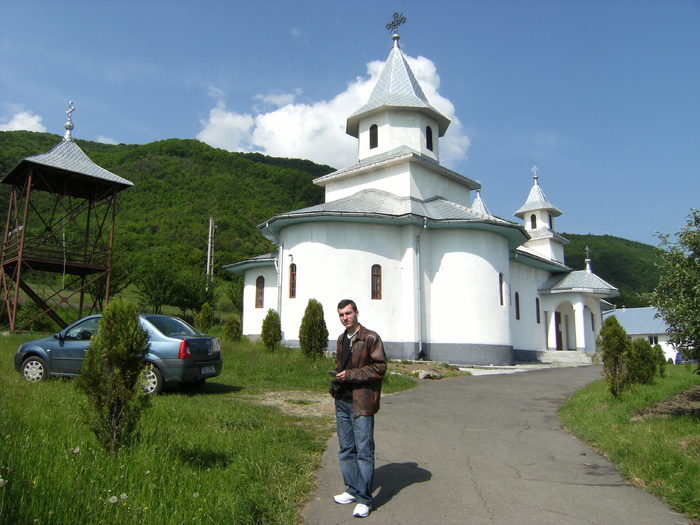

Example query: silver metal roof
[514,175,562,218]
[539,269,619,297]
[313,145,480,191]
[602,307,668,335]
[223,252,277,274]
[471,190,491,216]
[346,42,451,138]
[22,138,133,187]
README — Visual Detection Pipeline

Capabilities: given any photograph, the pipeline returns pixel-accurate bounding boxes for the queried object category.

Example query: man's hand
[336,370,348,381]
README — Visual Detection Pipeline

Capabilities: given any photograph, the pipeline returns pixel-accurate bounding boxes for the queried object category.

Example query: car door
[51,317,101,374]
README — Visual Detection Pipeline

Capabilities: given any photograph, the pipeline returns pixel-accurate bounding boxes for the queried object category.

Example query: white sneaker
[333,491,356,504]
[353,503,371,518]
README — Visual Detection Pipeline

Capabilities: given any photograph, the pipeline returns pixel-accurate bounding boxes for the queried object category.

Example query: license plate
[200,365,216,375]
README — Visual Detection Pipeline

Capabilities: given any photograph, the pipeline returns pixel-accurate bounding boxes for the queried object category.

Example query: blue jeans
[335,399,375,506]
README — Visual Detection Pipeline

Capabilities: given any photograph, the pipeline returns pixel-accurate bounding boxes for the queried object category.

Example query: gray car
[14,314,222,394]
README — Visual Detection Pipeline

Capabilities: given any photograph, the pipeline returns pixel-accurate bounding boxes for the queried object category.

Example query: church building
[225,28,618,365]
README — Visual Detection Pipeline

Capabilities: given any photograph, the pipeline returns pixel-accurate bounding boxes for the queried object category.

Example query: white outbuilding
[225,30,618,365]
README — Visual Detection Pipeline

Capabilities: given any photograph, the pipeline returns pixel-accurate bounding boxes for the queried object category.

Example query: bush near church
[299,298,329,359]
[261,309,282,351]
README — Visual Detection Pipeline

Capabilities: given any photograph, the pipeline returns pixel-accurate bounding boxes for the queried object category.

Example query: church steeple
[346,14,450,162]
[514,166,563,232]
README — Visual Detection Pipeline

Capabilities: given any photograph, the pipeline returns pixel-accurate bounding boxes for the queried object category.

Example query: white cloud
[97,135,118,145]
[0,107,47,132]
[196,54,470,169]
[290,26,302,38]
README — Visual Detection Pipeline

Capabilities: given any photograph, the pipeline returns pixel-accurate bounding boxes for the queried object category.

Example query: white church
[225,28,618,366]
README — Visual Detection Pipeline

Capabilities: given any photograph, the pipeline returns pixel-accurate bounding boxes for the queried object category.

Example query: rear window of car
[143,316,203,337]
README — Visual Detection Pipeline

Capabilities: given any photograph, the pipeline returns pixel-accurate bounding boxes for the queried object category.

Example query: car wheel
[143,364,164,395]
[21,356,48,382]
[181,379,205,392]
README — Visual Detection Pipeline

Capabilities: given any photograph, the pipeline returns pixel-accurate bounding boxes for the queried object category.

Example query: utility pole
[206,217,215,291]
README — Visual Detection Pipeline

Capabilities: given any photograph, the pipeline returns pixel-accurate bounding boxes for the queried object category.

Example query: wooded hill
[0,130,660,310]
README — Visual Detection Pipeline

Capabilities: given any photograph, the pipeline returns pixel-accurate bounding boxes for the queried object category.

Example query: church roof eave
[313,146,480,191]
[539,270,619,298]
[512,249,571,273]
[223,253,277,274]
[346,105,451,138]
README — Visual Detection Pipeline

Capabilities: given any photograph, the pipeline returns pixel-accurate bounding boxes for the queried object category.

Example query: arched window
[591,311,595,332]
[530,214,537,229]
[371,264,382,300]
[498,273,504,306]
[255,276,264,308]
[548,214,553,229]
[515,292,520,320]
[369,124,378,149]
[535,298,541,324]
[289,263,296,299]
[426,126,434,151]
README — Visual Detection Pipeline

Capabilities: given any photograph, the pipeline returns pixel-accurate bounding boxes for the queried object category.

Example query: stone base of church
[385,341,514,366]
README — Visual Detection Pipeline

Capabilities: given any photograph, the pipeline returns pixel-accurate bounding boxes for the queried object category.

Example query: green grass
[560,366,700,519]
[0,334,414,525]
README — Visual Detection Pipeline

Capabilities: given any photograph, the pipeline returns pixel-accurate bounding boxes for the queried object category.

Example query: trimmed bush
[261,309,282,351]
[299,298,329,359]
[197,302,213,332]
[224,313,242,341]
[75,299,150,454]
[626,338,657,385]
[597,316,630,398]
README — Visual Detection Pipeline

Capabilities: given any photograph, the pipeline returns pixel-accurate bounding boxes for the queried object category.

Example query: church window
[648,335,658,345]
[498,273,504,306]
[289,263,296,299]
[369,124,378,149]
[536,298,541,324]
[255,276,264,308]
[426,126,434,151]
[371,264,382,300]
[530,214,537,229]
[515,292,520,320]
[591,312,596,332]
[548,214,553,229]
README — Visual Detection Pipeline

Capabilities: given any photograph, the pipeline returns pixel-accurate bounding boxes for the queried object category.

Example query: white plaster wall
[422,229,512,345]
[357,111,439,161]
[410,164,471,208]
[241,266,279,336]
[324,163,411,203]
[509,262,549,350]
[275,221,416,344]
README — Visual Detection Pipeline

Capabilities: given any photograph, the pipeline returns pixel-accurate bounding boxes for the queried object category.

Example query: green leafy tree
[172,269,213,318]
[299,298,329,359]
[135,256,177,314]
[197,302,213,332]
[261,309,282,351]
[651,209,700,373]
[224,313,242,341]
[625,338,657,385]
[75,299,150,454]
[597,316,630,398]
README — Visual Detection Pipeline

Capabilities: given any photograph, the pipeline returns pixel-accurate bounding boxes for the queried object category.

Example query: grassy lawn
[560,365,700,519]
[0,335,415,525]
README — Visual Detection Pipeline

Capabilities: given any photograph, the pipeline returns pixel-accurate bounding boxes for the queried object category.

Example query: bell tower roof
[514,166,562,219]
[346,21,450,138]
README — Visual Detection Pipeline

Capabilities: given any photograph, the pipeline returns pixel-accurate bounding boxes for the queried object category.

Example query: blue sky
[1,1,698,250]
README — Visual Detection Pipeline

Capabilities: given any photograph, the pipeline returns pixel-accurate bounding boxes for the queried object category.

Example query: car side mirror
[53,333,62,340]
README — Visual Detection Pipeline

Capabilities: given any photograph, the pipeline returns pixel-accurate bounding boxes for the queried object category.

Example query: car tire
[143,364,164,395]
[21,356,48,382]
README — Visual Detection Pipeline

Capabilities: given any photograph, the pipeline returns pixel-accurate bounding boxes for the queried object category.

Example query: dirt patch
[632,385,700,421]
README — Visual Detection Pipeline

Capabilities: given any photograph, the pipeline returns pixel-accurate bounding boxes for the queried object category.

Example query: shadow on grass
[162,381,243,396]
[372,461,432,510]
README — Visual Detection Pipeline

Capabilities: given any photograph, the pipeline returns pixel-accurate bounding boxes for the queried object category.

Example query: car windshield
[144,316,203,337]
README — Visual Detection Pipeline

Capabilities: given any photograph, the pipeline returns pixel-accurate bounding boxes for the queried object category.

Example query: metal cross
[585,245,591,259]
[531,165,539,178]
[66,101,75,122]
[386,12,406,34]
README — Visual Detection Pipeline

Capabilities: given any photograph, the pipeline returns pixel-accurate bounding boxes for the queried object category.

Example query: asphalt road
[302,365,689,524]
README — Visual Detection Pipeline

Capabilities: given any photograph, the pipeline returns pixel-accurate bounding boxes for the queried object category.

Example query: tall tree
[651,209,700,372]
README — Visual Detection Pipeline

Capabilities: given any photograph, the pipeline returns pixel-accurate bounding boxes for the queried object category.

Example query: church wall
[241,266,279,337]
[357,110,439,161]
[508,262,549,353]
[409,164,471,208]
[324,163,411,202]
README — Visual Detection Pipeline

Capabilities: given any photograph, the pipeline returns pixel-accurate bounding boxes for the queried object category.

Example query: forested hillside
[0,130,661,313]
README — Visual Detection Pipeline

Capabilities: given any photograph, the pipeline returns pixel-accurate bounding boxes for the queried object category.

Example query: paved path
[302,365,689,524]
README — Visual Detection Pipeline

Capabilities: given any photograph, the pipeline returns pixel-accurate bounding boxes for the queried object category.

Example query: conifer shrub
[625,338,657,385]
[75,299,150,454]
[597,316,630,398]
[197,302,213,332]
[298,298,329,359]
[261,309,282,351]
[653,344,667,377]
[224,313,242,341]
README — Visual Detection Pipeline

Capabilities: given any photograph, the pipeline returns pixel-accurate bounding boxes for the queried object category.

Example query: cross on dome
[64,101,76,141]
[386,12,406,47]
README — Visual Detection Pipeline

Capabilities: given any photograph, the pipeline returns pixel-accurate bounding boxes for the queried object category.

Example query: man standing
[331,299,387,518]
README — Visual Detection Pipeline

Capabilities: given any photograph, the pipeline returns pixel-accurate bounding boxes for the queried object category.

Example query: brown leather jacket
[334,324,387,416]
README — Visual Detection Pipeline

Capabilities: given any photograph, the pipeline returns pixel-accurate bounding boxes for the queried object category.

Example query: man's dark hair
[337,299,357,312]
